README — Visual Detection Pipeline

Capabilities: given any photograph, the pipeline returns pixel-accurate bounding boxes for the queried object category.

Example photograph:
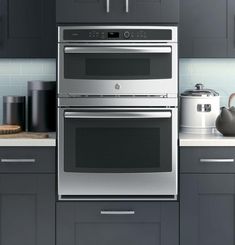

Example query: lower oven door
[58,108,178,200]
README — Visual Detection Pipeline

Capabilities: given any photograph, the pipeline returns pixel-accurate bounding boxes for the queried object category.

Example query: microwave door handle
[64,111,172,119]
[64,47,172,54]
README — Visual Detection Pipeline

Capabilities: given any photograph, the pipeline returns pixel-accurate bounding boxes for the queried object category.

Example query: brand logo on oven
[115,83,121,90]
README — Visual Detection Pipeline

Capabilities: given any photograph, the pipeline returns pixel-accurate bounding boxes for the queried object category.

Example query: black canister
[28,81,56,132]
[3,96,26,130]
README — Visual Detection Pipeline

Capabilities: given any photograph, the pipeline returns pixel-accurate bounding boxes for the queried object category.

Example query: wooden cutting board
[0,132,49,139]
[0,125,22,134]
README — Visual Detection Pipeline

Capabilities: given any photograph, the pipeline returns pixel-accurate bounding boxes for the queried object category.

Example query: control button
[115,83,121,90]
[123,31,131,39]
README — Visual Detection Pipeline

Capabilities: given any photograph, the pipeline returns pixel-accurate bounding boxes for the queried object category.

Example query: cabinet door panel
[180,174,235,245]
[0,0,56,57]
[0,174,55,245]
[180,0,227,57]
[57,202,179,245]
[56,0,179,23]
[228,0,235,57]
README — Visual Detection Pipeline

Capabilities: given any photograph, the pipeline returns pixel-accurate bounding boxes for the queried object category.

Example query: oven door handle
[64,111,172,119]
[64,46,172,54]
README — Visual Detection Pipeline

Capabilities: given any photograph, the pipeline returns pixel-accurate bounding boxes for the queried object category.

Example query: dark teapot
[216,93,235,136]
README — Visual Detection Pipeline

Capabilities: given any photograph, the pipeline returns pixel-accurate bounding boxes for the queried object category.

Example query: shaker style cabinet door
[180,174,235,245]
[56,0,179,23]
[228,0,235,57]
[179,0,229,57]
[0,174,55,245]
[0,0,56,57]
[57,202,179,245]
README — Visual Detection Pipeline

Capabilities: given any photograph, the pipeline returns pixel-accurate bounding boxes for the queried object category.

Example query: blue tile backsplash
[179,59,235,107]
[0,59,56,123]
[0,58,235,123]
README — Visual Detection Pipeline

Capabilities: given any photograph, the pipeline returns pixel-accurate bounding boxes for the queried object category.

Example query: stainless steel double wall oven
[58,26,178,200]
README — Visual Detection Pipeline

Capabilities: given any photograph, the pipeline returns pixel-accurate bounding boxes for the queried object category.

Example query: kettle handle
[228,93,235,108]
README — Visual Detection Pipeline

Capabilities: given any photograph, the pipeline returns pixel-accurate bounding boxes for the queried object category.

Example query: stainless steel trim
[58,195,178,201]
[0,159,36,163]
[106,0,110,13]
[58,97,178,107]
[64,46,171,54]
[64,111,172,119]
[58,26,178,43]
[100,211,135,215]
[126,0,129,13]
[200,159,235,163]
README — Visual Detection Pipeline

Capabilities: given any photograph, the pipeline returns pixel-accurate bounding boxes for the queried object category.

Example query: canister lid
[3,96,25,103]
[28,81,56,91]
[181,83,219,97]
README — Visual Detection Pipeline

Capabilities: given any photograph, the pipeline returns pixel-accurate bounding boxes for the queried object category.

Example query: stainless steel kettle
[216,93,235,136]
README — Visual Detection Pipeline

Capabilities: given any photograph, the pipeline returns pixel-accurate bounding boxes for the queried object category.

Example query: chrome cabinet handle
[100,210,135,215]
[126,0,129,13]
[106,0,110,13]
[200,159,234,163]
[0,159,36,163]
[65,111,171,119]
[64,46,171,54]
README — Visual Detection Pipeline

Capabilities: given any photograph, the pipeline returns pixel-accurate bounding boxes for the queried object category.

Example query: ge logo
[115,83,121,90]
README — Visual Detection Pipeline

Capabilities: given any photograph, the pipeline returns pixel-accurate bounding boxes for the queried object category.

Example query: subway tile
[42,59,56,74]
[0,59,21,74]
[20,59,44,74]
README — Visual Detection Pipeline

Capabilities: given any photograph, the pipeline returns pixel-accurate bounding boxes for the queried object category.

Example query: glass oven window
[64,112,172,173]
[64,52,172,80]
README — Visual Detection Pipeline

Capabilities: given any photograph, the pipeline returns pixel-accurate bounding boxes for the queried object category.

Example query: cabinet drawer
[57,202,179,245]
[0,147,55,173]
[180,147,235,173]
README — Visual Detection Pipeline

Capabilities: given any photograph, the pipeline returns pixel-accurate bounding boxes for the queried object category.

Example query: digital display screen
[108,32,119,38]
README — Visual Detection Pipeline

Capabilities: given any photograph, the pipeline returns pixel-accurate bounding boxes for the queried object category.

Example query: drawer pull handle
[0,159,36,163]
[200,159,234,163]
[100,211,135,215]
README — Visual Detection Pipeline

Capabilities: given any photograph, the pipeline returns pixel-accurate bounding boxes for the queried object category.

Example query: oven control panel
[63,29,172,41]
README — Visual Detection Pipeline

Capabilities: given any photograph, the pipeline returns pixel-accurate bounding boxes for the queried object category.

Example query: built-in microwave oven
[58,26,178,98]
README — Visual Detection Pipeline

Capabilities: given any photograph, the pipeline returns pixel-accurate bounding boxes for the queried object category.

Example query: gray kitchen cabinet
[57,201,179,245]
[179,0,235,57]
[180,146,235,245]
[0,0,56,57]
[0,147,56,173]
[0,174,55,245]
[56,0,179,23]
[180,174,235,245]
[180,147,235,173]
[228,0,235,57]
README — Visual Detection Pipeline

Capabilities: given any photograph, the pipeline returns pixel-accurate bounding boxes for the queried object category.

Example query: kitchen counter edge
[180,132,235,147]
[0,133,56,147]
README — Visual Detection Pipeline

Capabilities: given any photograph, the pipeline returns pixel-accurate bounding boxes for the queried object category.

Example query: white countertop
[0,133,56,147]
[180,132,235,147]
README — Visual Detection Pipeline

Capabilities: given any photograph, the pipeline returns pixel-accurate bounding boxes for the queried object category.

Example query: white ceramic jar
[180,83,220,134]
